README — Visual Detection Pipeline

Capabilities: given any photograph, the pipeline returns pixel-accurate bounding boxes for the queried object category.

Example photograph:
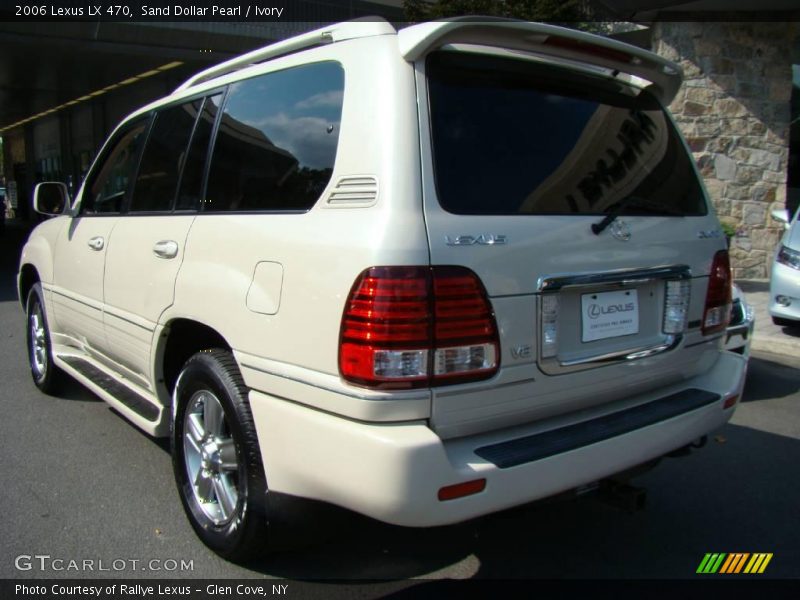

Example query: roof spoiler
[398,18,682,105]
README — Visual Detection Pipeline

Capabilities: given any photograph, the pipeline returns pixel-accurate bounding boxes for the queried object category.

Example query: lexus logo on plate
[610,220,632,241]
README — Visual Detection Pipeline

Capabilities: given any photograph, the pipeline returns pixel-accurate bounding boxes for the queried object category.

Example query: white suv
[20,18,747,561]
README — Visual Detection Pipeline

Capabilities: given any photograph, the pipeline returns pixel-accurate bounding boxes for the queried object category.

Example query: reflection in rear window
[426,51,707,217]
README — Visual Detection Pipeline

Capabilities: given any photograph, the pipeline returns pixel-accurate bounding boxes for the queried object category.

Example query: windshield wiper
[591,195,682,235]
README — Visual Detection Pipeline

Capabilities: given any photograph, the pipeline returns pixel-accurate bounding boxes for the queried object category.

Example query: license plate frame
[581,289,640,343]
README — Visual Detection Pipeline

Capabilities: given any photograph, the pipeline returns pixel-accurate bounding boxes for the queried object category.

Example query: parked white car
[769,206,800,327]
[19,18,747,561]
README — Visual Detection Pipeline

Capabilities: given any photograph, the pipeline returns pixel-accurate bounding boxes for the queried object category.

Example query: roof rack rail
[174,18,396,94]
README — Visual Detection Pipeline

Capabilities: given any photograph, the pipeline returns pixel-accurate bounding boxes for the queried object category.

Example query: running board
[54,353,167,437]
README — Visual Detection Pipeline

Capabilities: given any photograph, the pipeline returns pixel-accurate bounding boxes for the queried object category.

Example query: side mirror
[33,182,70,217]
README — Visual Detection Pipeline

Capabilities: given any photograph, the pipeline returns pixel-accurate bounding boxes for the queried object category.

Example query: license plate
[581,289,639,342]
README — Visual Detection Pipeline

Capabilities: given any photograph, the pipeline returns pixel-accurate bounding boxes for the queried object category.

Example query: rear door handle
[88,236,104,251]
[153,240,179,259]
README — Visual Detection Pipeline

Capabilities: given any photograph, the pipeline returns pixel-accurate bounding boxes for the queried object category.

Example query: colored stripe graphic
[710,553,726,573]
[744,553,773,574]
[699,552,773,574]
[720,553,749,574]
[759,554,773,573]
[719,554,735,573]
[733,553,750,574]
[697,553,727,574]
[719,554,735,574]
[696,554,713,573]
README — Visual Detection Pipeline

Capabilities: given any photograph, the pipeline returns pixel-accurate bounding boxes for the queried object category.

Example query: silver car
[769,206,800,327]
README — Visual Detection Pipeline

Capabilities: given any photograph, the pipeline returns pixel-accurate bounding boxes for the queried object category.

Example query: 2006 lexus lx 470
[20,18,746,560]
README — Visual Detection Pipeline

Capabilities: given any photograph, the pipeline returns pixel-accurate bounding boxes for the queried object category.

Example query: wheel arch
[18,264,40,309]
[18,219,61,306]
[154,318,234,403]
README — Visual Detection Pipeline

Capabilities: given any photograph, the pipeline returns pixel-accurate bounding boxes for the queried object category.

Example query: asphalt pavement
[1,220,799,586]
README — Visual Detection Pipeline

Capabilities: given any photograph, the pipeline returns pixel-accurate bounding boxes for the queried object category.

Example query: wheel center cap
[200,439,220,472]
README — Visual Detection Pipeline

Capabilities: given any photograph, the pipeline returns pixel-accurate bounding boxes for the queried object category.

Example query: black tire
[26,282,64,394]
[772,316,798,328]
[171,349,269,562]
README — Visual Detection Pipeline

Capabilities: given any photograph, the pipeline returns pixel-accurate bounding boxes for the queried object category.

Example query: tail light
[702,250,732,336]
[663,279,691,335]
[339,266,499,389]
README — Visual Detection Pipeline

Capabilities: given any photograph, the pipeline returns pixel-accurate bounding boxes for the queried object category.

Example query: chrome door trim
[559,335,680,368]
[538,264,692,293]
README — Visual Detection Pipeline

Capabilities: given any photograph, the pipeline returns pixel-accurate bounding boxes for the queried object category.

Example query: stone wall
[651,22,797,279]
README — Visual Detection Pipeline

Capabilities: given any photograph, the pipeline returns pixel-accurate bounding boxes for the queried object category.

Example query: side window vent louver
[326,176,378,207]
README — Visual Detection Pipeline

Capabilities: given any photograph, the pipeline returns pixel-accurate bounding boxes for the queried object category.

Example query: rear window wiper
[591,196,683,235]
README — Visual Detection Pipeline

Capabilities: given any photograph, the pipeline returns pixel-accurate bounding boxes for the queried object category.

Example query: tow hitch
[667,435,708,458]
[597,480,647,513]
[574,479,647,513]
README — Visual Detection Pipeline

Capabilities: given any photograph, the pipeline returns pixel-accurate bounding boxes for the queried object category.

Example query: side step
[475,388,720,469]
[55,354,167,436]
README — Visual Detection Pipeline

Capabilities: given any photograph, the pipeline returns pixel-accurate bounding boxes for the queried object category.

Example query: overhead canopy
[0,22,282,132]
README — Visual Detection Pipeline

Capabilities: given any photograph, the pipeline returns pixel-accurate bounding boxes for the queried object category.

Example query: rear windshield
[426,51,707,217]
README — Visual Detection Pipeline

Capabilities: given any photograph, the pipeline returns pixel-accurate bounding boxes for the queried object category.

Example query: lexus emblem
[610,220,631,242]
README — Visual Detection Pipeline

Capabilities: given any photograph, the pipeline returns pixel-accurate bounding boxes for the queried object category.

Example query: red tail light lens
[339,267,432,388]
[702,250,732,336]
[339,266,499,389]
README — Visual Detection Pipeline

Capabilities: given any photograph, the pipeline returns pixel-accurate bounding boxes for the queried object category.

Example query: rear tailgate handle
[153,240,179,259]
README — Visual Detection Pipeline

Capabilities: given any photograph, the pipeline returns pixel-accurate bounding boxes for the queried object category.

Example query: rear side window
[426,51,707,217]
[130,101,200,212]
[205,61,344,212]
[83,120,148,214]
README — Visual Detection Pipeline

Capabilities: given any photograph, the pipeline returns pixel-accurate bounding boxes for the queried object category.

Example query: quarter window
[130,101,200,212]
[205,61,344,212]
[83,120,147,214]
[176,94,221,211]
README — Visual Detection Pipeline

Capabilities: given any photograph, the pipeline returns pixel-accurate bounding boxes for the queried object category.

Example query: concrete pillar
[23,125,36,222]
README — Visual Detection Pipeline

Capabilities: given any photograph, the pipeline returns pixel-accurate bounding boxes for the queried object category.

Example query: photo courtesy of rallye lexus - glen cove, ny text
[19,17,746,561]
[14,583,288,596]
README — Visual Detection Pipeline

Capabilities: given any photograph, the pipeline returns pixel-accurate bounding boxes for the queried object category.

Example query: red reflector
[438,479,486,501]
[702,250,733,336]
[723,394,739,409]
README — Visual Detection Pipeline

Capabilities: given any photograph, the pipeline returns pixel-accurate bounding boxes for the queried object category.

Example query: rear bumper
[725,305,754,356]
[248,351,747,527]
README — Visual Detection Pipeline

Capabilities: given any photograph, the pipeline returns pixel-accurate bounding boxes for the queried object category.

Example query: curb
[750,336,800,358]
